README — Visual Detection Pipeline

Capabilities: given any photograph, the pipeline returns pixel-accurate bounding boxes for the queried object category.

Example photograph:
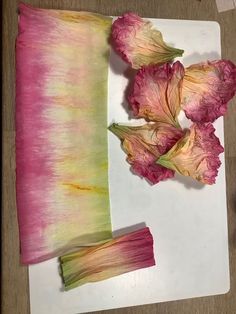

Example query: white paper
[29,19,229,314]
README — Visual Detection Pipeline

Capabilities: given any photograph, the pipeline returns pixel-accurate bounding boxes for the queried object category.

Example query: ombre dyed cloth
[16,3,112,264]
[60,227,156,290]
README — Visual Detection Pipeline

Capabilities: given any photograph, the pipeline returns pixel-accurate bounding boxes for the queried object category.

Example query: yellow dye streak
[63,183,108,195]
[54,11,111,28]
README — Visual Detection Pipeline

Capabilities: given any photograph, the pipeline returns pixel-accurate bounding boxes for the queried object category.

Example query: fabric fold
[60,227,155,290]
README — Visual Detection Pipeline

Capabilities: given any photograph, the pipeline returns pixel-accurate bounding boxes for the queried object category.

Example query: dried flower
[157,123,224,184]
[128,62,185,127]
[109,122,183,184]
[112,12,184,69]
[182,60,236,122]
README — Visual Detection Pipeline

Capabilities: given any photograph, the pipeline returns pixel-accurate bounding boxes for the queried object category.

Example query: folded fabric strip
[60,227,155,290]
[16,3,112,264]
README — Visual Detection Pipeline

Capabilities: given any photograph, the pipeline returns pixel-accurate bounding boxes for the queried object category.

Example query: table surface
[2,1,236,314]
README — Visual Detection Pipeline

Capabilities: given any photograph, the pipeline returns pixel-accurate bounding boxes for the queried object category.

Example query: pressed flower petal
[182,60,236,122]
[128,62,185,127]
[157,123,224,184]
[109,122,183,184]
[112,12,184,69]
[131,162,174,185]
[16,3,112,264]
[60,227,155,290]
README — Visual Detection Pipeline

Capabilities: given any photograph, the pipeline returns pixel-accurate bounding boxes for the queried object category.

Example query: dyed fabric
[182,60,236,122]
[16,3,112,264]
[157,123,224,184]
[112,12,184,69]
[60,227,155,290]
[109,122,183,184]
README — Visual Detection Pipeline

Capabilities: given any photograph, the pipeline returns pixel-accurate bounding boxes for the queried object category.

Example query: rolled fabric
[16,3,112,264]
[60,227,156,290]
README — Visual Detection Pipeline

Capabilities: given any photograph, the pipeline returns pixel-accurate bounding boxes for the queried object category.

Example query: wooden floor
[2,1,236,313]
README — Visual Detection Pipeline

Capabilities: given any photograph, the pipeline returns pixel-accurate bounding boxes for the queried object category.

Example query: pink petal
[109,122,183,184]
[128,62,185,127]
[157,123,224,184]
[112,12,184,69]
[132,162,174,185]
[182,60,236,122]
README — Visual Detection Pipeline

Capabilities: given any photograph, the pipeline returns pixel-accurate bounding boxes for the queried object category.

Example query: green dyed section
[46,13,113,248]
[40,11,113,257]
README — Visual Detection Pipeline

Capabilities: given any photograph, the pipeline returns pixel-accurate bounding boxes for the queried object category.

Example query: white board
[29,19,229,314]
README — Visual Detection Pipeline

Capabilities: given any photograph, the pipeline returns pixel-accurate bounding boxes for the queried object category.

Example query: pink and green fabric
[16,3,112,264]
[60,227,155,290]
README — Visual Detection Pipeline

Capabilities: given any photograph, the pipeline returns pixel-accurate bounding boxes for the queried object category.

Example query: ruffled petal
[109,122,183,184]
[112,12,184,69]
[128,62,185,127]
[182,60,236,122]
[131,162,174,185]
[157,123,224,184]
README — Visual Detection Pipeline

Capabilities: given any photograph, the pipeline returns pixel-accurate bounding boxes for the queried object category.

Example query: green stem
[172,48,184,57]
[108,123,131,140]
[156,156,175,171]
